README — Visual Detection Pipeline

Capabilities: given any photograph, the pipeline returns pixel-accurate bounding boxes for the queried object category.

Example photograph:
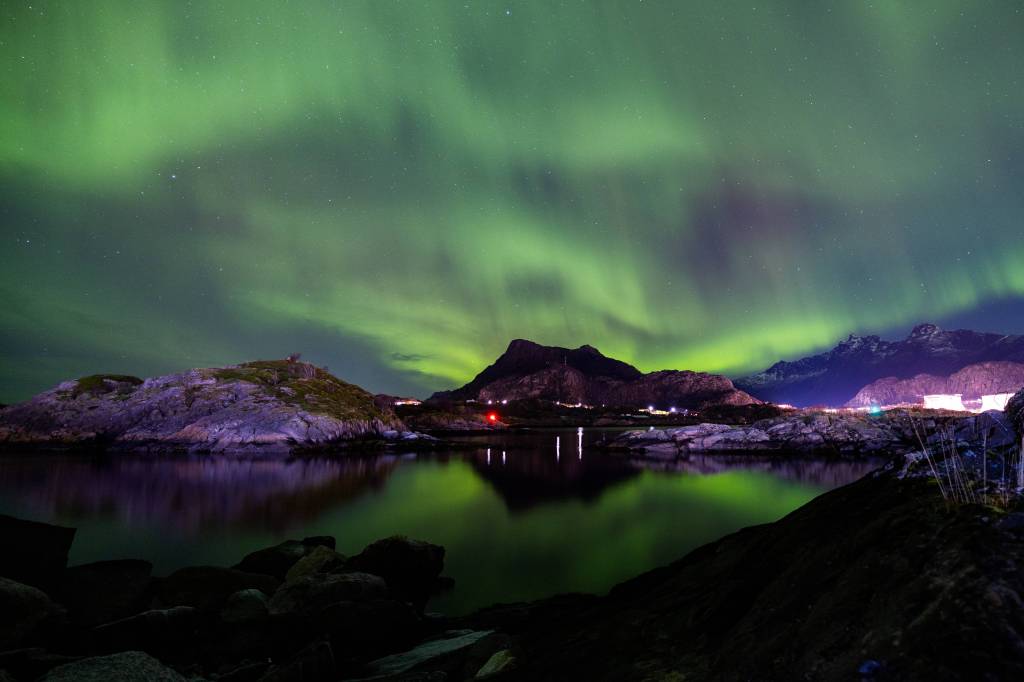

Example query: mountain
[431,339,758,409]
[735,323,1024,407]
[845,361,1024,408]
[0,360,417,452]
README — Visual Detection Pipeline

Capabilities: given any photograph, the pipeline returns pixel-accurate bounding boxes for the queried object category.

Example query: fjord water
[0,429,878,614]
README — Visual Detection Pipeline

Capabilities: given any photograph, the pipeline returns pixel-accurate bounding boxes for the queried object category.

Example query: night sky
[3,1,1024,403]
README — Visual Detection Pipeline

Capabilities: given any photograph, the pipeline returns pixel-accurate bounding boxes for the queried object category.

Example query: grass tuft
[208,360,388,422]
[71,374,144,398]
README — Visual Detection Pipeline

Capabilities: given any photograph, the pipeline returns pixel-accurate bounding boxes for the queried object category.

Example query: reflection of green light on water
[30,453,839,616]
[301,463,826,614]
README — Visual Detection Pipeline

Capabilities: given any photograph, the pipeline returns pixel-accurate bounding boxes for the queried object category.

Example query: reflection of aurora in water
[0,454,404,533]
[0,431,881,614]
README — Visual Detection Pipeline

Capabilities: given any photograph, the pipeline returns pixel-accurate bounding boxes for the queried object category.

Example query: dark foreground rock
[0,515,75,590]
[58,559,152,628]
[234,536,336,580]
[40,651,185,681]
[2,414,1023,680]
[345,537,446,610]
[0,526,456,681]
[493,472,1024,681]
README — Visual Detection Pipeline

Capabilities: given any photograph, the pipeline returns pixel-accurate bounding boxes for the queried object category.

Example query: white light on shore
[923,394,966,411]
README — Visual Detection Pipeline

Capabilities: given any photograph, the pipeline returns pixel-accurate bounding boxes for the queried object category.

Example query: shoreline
[2,446,1022,680]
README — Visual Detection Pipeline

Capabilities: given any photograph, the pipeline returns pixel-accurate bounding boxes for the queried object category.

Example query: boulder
[362,630,494,678]
[0,576,66,650]
[156,565,279,611]
[475,649,516,678]
[345,537,445,609]
[89,606,198,658]
[59,559,152,627]
[221,588,270,624]
[257,640,335,682]
[268,573,387,616]
[0,649,79,681]
[40,651,186,681]
[317,599,422,660]
[1007,388,1024,438]
[0,515,75,590]
[284,546,347,584]
[937,410,1018,450]
[235,537,336,580]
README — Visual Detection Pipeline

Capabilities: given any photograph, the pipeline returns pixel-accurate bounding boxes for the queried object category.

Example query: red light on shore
[487,412,498,422]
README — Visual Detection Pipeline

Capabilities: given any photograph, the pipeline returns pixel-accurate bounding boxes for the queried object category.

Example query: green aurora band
[2,1,1024,401]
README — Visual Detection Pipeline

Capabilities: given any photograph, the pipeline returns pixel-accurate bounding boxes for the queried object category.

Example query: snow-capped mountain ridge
[736,324,1024,407]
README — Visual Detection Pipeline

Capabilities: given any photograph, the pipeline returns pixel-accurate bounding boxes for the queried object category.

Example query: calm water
[0,429,879,614]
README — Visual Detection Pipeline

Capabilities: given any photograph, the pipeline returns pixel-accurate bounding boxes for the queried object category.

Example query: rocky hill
[431,340,758,410]
[846,360,1024,408]
[736,323,1024,407]
[0,360,418,452]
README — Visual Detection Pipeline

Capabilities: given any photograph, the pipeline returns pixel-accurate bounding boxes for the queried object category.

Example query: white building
[980,393,1015,412]
[922,394,966,411]
[920,392,1015,413]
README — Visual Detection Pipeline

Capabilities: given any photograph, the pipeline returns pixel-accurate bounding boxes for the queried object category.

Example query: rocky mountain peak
[737,323,1024,407]
[909,323,941,339]
[431,340,757,408]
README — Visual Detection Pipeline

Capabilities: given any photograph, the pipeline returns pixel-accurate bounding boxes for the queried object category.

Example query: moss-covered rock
[0,359,415,452]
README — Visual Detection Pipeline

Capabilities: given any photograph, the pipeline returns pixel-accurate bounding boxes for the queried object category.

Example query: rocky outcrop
[0,577,66,650]
[1002,386,1024,429]
[432,340,758,410]
[40,651,186,682]
[498,471,1024,681]
[345,537,446,611]
[0,520,459,681]
[611,412,915,457]
[737,323,1024,407]
[846,360,1024,408]
[0,360,418,452]
[234,536,337,580]
[0,515,75,590]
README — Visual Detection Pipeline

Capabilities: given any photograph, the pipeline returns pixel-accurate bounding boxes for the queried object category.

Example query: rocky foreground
[0,392,1020,680]
[3,428,1024,680]
[0,360,431,453]
[0,517,497,681]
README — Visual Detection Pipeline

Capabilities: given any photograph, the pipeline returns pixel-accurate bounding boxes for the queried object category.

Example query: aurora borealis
[3,1,1024,402]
